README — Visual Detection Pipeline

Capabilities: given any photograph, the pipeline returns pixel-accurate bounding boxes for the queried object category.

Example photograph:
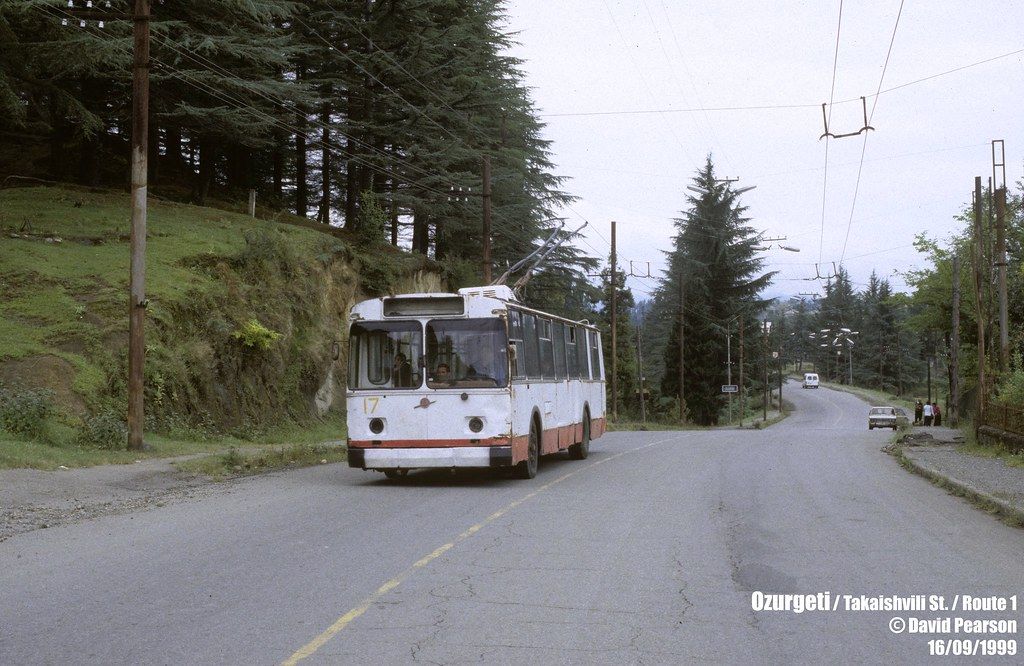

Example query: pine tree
[653,157,773,425]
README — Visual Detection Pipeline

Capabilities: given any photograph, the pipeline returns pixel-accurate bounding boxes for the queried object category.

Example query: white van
[802,373,819,389]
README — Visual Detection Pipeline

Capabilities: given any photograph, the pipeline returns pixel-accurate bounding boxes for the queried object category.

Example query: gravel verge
[0,457,226,542]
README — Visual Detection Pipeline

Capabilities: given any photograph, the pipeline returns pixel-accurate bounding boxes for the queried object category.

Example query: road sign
[721,384,738,393]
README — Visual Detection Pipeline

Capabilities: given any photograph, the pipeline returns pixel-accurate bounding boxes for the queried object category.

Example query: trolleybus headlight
[468,417,484,433]
[369,418,385,434]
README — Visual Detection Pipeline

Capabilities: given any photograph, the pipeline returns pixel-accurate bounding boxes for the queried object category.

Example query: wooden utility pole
[995,185,1007,372]
[636,326,646,426]
[951,256,960,427]
[739,319,744,427]
[973,176,985,430]
[993,140,1008,374]
[127,0,151,451]
[482,156,492,283]
[610,221,618,419]
[678,279,685,422]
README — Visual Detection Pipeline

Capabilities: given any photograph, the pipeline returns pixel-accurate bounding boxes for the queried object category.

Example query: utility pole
[739,318,744,427]
[951,256,961,427]
[778,350,783,413]
[128,0,151,451]
[726,323,732,424]
[678,279,685,422]
[64,0,149,450]
[482,156,492,284]
[762,319,769,420]
[973,176,986,430]
[610,221,618,420]
[636,326,646,426]
[992,140,1008,374]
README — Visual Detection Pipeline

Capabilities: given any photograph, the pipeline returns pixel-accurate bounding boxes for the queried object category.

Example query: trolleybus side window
[522,313,541,379]
[552,320,566,379]
[561,323,577,377]
[588,329,602,380]
[538,317,555,379]
[348,321,422,389]
[509,310,527,380]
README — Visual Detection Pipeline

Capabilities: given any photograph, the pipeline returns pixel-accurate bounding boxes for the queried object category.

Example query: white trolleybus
[346,285,606,479]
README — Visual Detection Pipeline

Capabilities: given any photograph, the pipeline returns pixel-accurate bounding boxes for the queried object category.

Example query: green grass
[1,183,440,470]
[174,440,348,479]
[0,418,346,471]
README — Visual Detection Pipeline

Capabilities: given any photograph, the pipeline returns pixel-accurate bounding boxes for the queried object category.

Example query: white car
[868,406,908,430]
[802,373,819,389]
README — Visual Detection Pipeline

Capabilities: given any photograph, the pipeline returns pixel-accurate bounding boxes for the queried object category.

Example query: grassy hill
[0,183,442,467]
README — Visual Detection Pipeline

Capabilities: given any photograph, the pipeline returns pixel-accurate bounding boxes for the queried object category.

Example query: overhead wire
[838,0,905,266]
[532,45,1024,119]
[819,0,844,269]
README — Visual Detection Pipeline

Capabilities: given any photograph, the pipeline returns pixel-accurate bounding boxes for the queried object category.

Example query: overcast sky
[500,1,1023,302]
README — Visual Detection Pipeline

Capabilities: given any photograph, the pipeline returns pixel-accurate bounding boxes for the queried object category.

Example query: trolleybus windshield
[348,318,509,390]
[348,321,422,389]
[426,318,508,388]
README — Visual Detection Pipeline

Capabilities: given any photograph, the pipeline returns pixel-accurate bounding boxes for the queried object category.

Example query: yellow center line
[282,434,686,665]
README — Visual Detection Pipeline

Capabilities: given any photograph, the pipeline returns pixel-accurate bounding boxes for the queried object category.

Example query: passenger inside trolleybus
[429,363,454,386]
[392,353,412,387]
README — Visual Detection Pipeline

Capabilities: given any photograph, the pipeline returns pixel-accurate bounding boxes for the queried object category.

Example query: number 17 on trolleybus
[345,285,606,479]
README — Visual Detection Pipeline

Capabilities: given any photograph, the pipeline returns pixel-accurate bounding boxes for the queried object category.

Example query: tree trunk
[193,136,219,205]
[317,103,331,224]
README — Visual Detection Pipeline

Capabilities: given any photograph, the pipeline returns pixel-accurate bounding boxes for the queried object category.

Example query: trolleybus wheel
[569,412,590,460]
[516,421,539,479]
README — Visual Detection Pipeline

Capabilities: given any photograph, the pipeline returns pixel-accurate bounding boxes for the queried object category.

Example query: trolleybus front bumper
[348,444,513,470]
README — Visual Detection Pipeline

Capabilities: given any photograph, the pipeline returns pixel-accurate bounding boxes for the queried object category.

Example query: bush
[0,383,55,438]
[232,318,283,350]
[994,352,1024,408]
[76,410,128,449]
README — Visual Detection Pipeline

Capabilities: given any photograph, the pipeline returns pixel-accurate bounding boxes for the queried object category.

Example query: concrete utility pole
[127,0,151,451]
[762,320,770,420]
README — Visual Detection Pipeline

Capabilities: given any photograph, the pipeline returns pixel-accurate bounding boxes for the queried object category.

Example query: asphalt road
[2,386,1022,665]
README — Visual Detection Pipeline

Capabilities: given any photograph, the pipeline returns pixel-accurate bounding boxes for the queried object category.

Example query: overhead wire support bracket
[628,261,652,279]
[813,262,839,280]
[819,96,875,140]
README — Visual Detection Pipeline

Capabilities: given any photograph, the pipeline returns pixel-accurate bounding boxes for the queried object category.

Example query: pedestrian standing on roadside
[914,399,924,425]
[932,402,941,427]
[923,401,933,426]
